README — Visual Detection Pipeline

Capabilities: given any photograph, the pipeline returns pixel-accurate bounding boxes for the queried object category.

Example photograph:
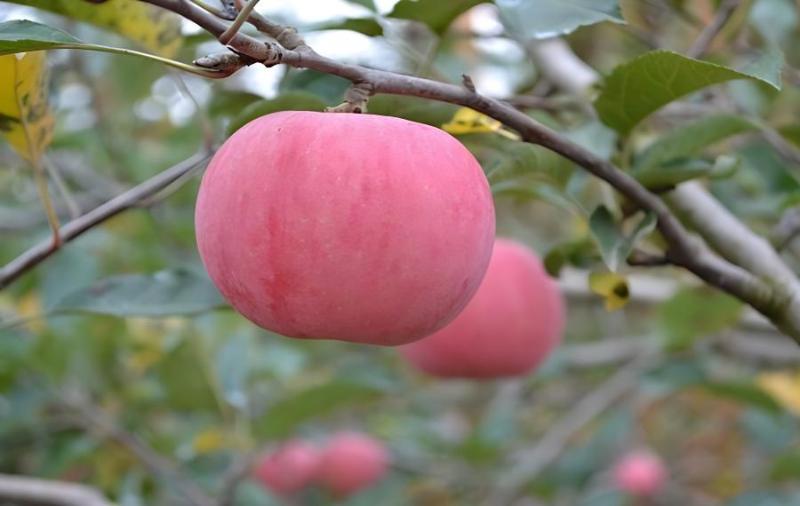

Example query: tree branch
[0,150,213,290]
[0,473,114,506]
[133,0,800,341]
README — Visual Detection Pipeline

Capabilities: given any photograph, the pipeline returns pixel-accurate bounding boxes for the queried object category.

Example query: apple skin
[317,432,389,497]
[195,111,495,346]
[612,450,667,496]
[253,440,321,496]
[398,238,564,378]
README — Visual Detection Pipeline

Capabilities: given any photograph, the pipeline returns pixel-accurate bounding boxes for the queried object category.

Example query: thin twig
[489,350,660,503]
[62,392,215,506]
[219,0,260,45]
[218,452,259,506]
[43,155,82,220]
[686,0,741,58]
[0,150,213,289]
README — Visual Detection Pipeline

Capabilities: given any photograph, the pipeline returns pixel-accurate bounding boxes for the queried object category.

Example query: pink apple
[399,238,564,378]
[195,111,495,345]
[612,450,667,496]
[317,432,389,497]
[253,440,321,495]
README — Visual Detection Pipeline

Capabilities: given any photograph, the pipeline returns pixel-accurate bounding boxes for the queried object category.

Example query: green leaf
[6,0,183,56]
[589,207,656,271]
[770,452,800,482]
[226,92,328,135]
[594,51,781,134]
[51,269,226,317]
[279,69,351,104]
[699,381,782,413]
[388,0,486,35]
[344,0,377,10]
[635,115,758,170]
[634,159,715,189]
[0,19,81,52]
[0,20,221,78]
[496,0,624,41]
[254,381,385,439]
[157,341,218,411]
[367,95,458,126]
[658,287,743,349]
[742,43,785,90]
[318,18,383,36]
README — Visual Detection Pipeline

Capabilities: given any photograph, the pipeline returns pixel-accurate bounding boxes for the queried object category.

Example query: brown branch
[686,0,741,58]
[0,473,114,506]
[0,150,213,290]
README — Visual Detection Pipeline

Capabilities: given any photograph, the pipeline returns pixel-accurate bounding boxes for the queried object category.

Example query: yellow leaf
[442,107,520,139]
[588,271,630,311]
[757,371,800,416]
[18,0,183,57]
[192,428,227,455]
[0,52,55,162]
[17,292,46,333]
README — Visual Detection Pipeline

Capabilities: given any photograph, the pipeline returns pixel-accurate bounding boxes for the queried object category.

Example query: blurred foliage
[0,0,799,505]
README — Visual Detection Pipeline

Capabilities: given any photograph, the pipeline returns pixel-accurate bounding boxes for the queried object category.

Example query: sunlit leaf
[442,107,519,139]
[588,271,629,311]
[757,371,800,416]
[595,51,781,134]
[0,51,54,162]
[8,0,183,56]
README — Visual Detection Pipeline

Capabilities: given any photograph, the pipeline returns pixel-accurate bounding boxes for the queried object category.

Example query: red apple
[399,238,564,378]
[612,450,667,496]
[195,111,495,346]
[317,432,389,497]
[253,440,320,495]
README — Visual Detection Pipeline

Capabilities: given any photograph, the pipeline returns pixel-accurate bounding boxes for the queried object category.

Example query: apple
[253,439,320,495]
[317,432,389,497]
[399,238,564,378]
[612,450,667,497]
[195,111,495,346]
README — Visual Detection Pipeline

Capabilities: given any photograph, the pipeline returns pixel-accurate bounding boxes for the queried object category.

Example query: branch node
[326,82,374,114]
[193,52,249,76]
[462,74,476,93]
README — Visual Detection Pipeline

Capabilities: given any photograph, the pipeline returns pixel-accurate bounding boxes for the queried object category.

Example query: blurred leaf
[658,288,743,349]
[208,90,264,118]
[51,269,226,317]
[254,380,386,439]
[388,0,486,35]
[0,51,54,162]
[769,452,800,482]
[192,428,227,455]
[215,333,250,409]
[319,18,383,36]
[279,69,350,104]
[7,0,183,56]
[700,381,782,413]
[635,115,757,170]
[741,409,798,453]
[157,341,218,411]
[589,206,655,271]
[595,51,781,134]
[367,95,457,126]
[226,91,328,135]
[344,0,377,10]
[443,107,519,139]
[563,120,617,159]
[743,44,785,89]
[497,0,624,40]
[756,371,800,416]
[634,159,715,189]
[588,271,629,311]
[543,238,596,276]
[750,0,798,47]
